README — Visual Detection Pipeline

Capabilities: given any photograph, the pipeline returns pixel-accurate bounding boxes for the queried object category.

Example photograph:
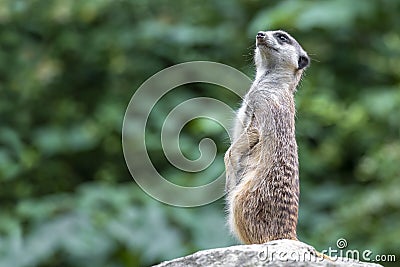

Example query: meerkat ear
[298,55,309,70]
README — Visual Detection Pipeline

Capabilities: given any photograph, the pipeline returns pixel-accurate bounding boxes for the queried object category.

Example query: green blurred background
[1,0,399,266]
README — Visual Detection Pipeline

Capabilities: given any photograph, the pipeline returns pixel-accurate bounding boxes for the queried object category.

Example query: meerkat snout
[256,31,266,39]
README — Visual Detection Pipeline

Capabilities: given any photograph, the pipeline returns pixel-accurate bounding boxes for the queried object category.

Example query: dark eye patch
[273,32,292,45]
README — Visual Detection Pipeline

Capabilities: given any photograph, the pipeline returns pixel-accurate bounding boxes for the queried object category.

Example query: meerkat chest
[232,90,280,142]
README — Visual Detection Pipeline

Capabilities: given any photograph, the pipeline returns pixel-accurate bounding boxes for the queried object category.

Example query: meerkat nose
[256,31,266,39]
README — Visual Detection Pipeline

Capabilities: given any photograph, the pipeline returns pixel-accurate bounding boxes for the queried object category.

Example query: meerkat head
[255,30,309,75]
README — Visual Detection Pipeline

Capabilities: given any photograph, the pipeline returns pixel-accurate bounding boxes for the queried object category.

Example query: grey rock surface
[153,239,383,267]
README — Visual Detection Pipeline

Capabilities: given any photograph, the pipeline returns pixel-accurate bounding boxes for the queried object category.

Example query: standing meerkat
[225,30,309,244]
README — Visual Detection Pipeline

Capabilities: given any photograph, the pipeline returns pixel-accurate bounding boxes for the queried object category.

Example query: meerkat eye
[278,34,289,42]
[274,33,291,44]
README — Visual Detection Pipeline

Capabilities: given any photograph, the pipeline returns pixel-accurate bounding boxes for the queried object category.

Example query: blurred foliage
[0,0,399,266]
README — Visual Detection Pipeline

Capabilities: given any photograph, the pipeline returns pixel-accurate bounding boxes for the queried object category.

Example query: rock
[153,239,383,267]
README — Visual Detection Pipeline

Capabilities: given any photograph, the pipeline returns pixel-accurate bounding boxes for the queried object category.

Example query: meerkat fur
[225,30,309,244]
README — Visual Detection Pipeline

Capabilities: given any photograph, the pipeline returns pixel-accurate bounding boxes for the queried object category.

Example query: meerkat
[225,30,309,244]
